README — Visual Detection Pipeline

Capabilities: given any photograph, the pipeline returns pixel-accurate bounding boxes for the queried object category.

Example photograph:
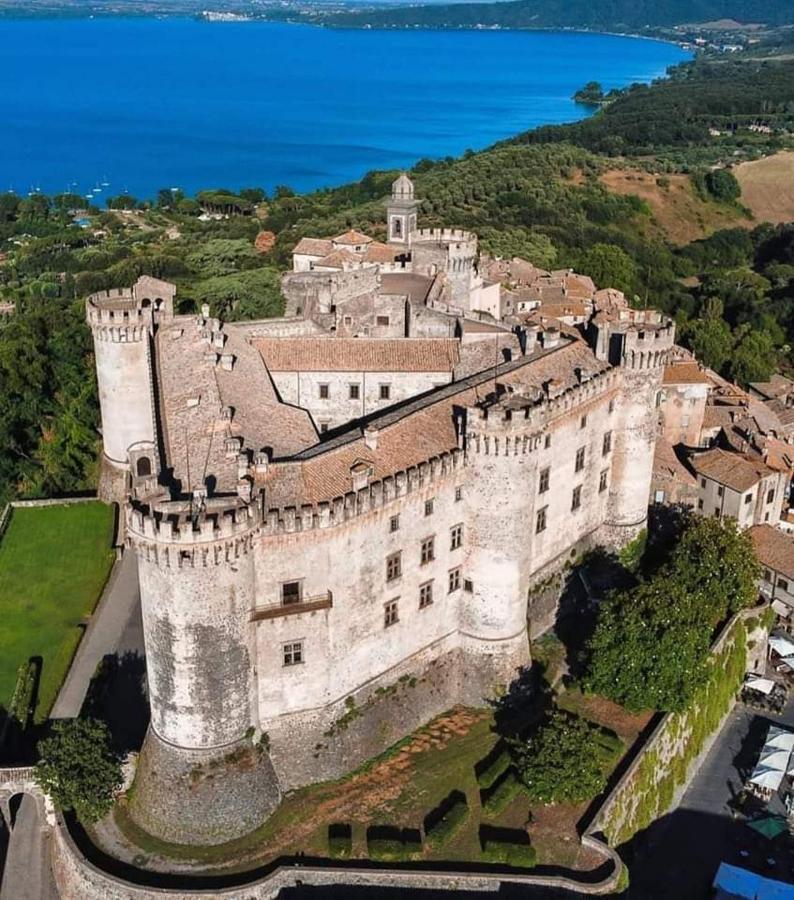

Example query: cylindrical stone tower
[85,288,157,501]
[126,499,280,845]
[460,403,534,697]
[600,315,675,545]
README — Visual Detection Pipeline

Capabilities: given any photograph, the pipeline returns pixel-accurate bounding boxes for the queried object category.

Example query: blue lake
[0,18,690,199]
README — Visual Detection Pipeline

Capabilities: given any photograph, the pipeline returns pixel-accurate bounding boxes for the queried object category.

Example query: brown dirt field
[599,169,746,245]
[736,152,794,225]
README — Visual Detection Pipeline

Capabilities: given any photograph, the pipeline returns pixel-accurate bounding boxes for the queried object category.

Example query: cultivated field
[0,502,116,719]
[736,151,794,225]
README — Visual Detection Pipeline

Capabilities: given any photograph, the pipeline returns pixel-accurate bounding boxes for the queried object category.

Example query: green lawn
[0,502,116,720]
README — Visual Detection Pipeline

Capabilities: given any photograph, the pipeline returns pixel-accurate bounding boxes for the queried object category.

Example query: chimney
[364,426,379,451]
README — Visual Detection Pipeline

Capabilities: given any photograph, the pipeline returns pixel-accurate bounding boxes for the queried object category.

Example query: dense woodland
[0,49,792,508]
[304,0,794,32]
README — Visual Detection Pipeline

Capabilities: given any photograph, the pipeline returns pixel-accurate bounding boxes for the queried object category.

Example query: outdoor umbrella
[747,815,789,840]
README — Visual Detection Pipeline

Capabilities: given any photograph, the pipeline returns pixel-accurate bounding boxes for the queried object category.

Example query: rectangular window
[575,447,586,473]
[376,315,390,326]
[390,515,400,533]
[780,579,790,593]
[420,536,435,565]
[281,581,302,606]
[425,498,434,516]
[698,499,704,510]
[571,485,582,512]
[767,488,776,504]
[386,552,401,582]
[343,316,352,325]
[455,485,463,502]
[319,383,329,399]
[539,467,550,494]
[544,434,552,449]
[700,478,706,489]
[419,581,433,609]
[450,523,463,551]
[536,506,547,534]
[319,422,329,434]
[714,508,721,517]
[448,567,461,593]
[580,414,587,429]
[717,485,724,498]
[608,398,615,414]
[283,641,303,666]
[384,599,399,628]
[600,469,609,493]
[744,493,753,505]
[602,431,612,456]
[764,569,772,582]
[464,579,474,593]
[379,384,391,401]
[349,383,360,400]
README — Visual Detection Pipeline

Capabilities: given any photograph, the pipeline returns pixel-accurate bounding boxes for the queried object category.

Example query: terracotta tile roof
[654,440,697,485]
[663,362,712,385]
[313,249,360,269]
[264,338,607,507]
[362,241,398,264]
[292,237,333,257]
[255,338,460,373]
[332,229,374,246]
[691,447,775,493]
[538,302,589,319]
[379,273,435,304]
[750,375,793,401]
[750,524,794,580]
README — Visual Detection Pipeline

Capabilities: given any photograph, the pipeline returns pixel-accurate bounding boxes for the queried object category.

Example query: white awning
[766,726,794,751]
[760,748,791,771]
[773,600,792,617]
[770,633,794,657]
[750,766,786,790]
[746,676,777,696]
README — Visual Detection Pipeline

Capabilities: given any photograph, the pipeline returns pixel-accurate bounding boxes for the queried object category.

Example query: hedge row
[481,769,524,815]
[424,790,469,848]
[327,823,352,858]
[475,745,511,789]
[482,839,537,867]
[366,826,423,861]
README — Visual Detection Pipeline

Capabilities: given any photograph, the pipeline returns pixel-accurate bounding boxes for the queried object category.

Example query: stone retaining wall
[50,818,621,899]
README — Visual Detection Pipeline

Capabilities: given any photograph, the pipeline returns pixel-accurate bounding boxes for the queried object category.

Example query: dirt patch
[736,152,794,225]
[558,689,652,745]
[599,169,746,245]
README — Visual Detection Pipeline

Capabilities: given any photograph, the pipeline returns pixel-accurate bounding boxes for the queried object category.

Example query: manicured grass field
[0,502,116,720]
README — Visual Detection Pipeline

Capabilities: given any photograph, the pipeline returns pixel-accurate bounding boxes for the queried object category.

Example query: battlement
[261,448,464,537]
[620,319,675,371]
[126,498,260,566]
[86,288,152,340]
[413,228,477,248]
[465,365,619,454]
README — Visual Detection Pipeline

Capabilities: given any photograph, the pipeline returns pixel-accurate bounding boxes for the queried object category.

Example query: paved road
[0,550,144,900]
[628,698,794,899]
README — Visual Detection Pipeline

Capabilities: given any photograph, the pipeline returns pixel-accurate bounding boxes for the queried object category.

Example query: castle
[86,176,674,845]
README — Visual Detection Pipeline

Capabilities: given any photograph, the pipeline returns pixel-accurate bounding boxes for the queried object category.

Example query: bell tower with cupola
[387,173,419,246]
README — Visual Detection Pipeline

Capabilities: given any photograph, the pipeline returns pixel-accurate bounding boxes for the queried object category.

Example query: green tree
[730,326,778,385]
[34,718,122,823]
[577,243,636,294]
[479,227,558,269]
[509,711,611,803]
[574,81,605,105]
[585,577,711,713]
[704,169,741,203]
[684,313,733,374]
[668,516,760,622]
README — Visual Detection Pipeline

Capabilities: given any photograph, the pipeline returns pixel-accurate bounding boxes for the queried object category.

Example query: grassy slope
[0,502,115,719]
[735,150,794,224]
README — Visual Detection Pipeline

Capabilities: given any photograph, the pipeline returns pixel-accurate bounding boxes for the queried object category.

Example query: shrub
[34,718,122,823]
[481,769,524,816]
[366,825,422,861]
[475,744,511,789]
[328,823,352,858]
[8,660,36,728]
[424,790,469,848]
[480,826,536,868]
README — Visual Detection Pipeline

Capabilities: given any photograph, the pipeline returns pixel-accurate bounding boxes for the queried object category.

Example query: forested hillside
[0,48,792,508]
[309,0,794,32]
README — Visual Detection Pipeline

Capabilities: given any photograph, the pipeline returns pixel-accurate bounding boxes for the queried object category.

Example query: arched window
[392,217,402,238]
[136,456,152,478]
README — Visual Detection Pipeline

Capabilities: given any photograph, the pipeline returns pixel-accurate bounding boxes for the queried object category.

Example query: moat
[0,18,689,199]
